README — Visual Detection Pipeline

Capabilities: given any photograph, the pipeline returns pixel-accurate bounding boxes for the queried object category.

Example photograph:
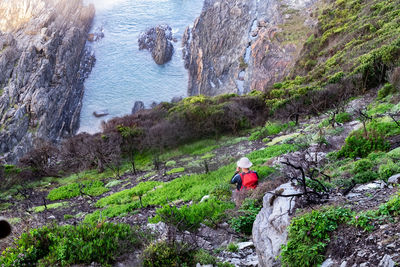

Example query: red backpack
[240,171,258,190]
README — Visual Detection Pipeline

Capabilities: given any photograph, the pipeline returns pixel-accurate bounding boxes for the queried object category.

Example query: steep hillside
[0,0,94,163]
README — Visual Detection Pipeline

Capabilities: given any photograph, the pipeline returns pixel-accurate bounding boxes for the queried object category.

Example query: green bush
[378,159,400,181]
[353,171,379,184]
[335,112,352,123]
[150,198,234,231]
[47,180,109,201]
[193,249,217,265]
[377,83,396,99]
[281,207,353,267]
[142,241,193,267]
[227,243,239,253]
[210,184,232,201]
[352,159,374,173]
[0,222,142,266]
[166,167,185,175]
[337,131,390,158]
[230,199,261,235]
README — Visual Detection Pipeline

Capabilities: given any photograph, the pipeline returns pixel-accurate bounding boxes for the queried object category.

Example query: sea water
[79,0,203,133]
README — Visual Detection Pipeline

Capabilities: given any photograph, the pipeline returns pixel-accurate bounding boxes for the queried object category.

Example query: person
[230,157,259,191]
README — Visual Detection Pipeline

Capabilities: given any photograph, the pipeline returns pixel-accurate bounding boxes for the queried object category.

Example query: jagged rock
[353,181,387,192]
[183,0,318,96]
[388,173,400,185]
[0,0,95,163]
[88,27,105,42]
[321,258,336,267]
[131,101,145,114]
[93,110,109,118]
[379,254,396,267]
[252,182,301,267]
[138,24,174,65]
[146,222,168,241]
[237,241,254,250]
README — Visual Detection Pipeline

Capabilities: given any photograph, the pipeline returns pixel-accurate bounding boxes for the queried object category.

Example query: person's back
[231,157,259,191]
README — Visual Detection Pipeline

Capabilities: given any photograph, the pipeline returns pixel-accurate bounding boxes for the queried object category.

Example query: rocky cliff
[183,0,321,96]
[0,0,94,163]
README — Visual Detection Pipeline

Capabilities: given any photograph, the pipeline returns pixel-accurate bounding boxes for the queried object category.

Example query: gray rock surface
[0,0,95,163]
[379,255,395,267]
[388,173,400,185]
[138,24,174,65]
[252,182,300,267]
[183,0,319,96]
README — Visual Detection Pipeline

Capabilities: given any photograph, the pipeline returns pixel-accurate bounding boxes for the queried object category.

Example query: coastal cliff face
[183,0,321,96]
[0,0,94,163]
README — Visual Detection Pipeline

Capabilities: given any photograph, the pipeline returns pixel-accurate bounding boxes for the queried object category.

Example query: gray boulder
[388,173,400,185]
[252,182,300,267]
[138,24,174,65]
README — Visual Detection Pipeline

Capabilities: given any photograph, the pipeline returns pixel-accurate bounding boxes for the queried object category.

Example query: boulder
[132,101,145,114]
[379,255,395,267]
[388,173,400,185]
[138,24,174,65]
[252,182,300,267]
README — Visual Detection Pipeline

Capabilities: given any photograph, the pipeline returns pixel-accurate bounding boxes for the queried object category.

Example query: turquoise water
[79,0,203,133]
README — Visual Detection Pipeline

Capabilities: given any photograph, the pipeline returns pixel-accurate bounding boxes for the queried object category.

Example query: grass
[47,180,109,201]
[166,167,185,175]
[31,202,68,213]
[84,142,297,223]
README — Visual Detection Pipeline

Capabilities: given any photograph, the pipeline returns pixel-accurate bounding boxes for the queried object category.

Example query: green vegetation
[166,167,185,175]
[335,112,352,123]
[230,199,262,235]
[47,180,109,201]
[249,121,295,141]
[0,222,142,266]
[31,202,68,213]
[337,130,390,158]
[227,243,239,253]
[143,242,193,267]
[150,198,234,230]
[282,192,400,266]
[281,207,353,267]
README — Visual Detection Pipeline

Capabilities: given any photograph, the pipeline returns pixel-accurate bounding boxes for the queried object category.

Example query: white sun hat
[237,157,253,168]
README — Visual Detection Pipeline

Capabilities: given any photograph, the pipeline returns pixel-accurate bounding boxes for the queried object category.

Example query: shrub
[142,241,193,267]
[335,112,352,123]
[337,131,390,158]
[210,184,232,201]
[377,83,396,99]
[230,199,262,235]
[165,160,176,167]
[227,243,238,253]
[281,207,353,267]
[0,222,142,266]
[193,249,217,265]
[150,198,234,231]
[47,180,109,201]
[352,159,373,173]
[166,167,185,175]
[353,170,379,184]
[378,160,400,181]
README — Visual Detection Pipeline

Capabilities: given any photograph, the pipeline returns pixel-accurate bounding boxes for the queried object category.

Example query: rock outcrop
[252,182,300,267]
[183,0,319,96]
[0,0,95,163]
[138,24,174,65]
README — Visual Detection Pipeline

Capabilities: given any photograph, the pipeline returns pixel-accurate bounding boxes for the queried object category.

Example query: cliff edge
[183,0,321,96]
[0,0,94,163]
